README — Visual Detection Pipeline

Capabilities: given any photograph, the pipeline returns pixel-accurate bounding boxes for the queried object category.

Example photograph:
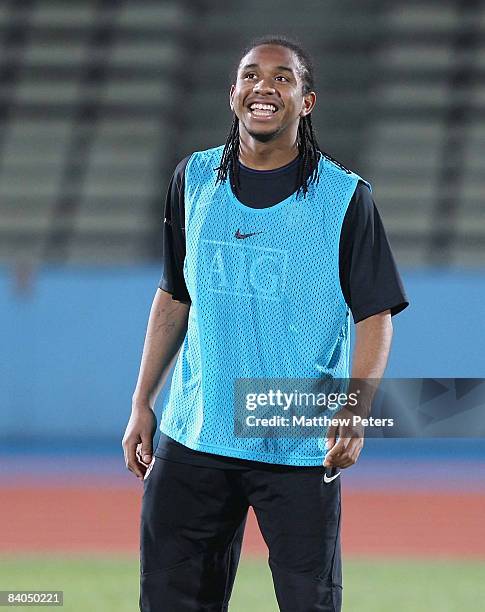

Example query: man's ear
[229,84,235,111]
[300,91,316,117]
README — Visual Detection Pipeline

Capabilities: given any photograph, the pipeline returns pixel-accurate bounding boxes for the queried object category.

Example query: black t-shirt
[155,153,409,469]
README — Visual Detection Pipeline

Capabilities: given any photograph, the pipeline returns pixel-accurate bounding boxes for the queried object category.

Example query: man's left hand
[323,407,364,469]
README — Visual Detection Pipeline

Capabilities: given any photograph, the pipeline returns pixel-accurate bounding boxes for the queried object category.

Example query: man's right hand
[122,405,157,480]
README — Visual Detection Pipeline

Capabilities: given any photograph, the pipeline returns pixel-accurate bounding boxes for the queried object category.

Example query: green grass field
[1,555,484,611]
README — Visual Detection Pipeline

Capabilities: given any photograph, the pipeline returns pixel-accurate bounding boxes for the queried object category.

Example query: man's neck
[238,138,299,171]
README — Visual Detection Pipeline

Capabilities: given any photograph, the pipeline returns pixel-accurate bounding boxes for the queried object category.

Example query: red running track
[1,486,484,559]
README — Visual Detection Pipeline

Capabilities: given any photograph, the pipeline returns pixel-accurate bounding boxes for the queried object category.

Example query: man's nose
[253,79,275,94]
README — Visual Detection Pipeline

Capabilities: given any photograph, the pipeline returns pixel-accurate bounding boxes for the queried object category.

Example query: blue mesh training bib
[159,145,371,466]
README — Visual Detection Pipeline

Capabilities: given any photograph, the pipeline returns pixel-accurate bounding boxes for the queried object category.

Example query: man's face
[230,45,316,143]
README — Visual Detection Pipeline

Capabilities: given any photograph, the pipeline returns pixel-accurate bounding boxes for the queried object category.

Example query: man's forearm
[351,310,393,378]
[349,310,393,417]
[132,288,190,409]
[323,311,393,468]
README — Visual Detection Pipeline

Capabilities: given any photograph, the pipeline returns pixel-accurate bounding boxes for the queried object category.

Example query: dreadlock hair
[215,35,351,199]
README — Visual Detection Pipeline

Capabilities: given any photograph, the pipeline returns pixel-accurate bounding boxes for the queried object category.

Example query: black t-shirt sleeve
[339,181,409,323]
[158,156,192,304]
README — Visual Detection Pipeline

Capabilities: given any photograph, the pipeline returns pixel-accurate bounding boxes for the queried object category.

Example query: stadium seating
[0,1,195,263]
[0,0,483,266]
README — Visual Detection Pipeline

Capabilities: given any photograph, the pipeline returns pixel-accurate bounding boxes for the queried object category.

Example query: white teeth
[252,110,273,116]
[250,103,277,112]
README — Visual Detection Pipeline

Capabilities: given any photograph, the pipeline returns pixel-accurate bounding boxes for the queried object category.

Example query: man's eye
[243,73,288,82]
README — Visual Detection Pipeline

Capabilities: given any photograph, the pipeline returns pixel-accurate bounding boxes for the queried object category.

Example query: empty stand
[0,0,483,266]
[0,0,195,263]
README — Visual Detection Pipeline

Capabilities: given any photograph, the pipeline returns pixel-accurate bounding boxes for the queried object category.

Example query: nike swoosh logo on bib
[235,229,264,239]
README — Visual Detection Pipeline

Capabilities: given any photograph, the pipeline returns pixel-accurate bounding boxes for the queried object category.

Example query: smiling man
[122,35,408,612]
